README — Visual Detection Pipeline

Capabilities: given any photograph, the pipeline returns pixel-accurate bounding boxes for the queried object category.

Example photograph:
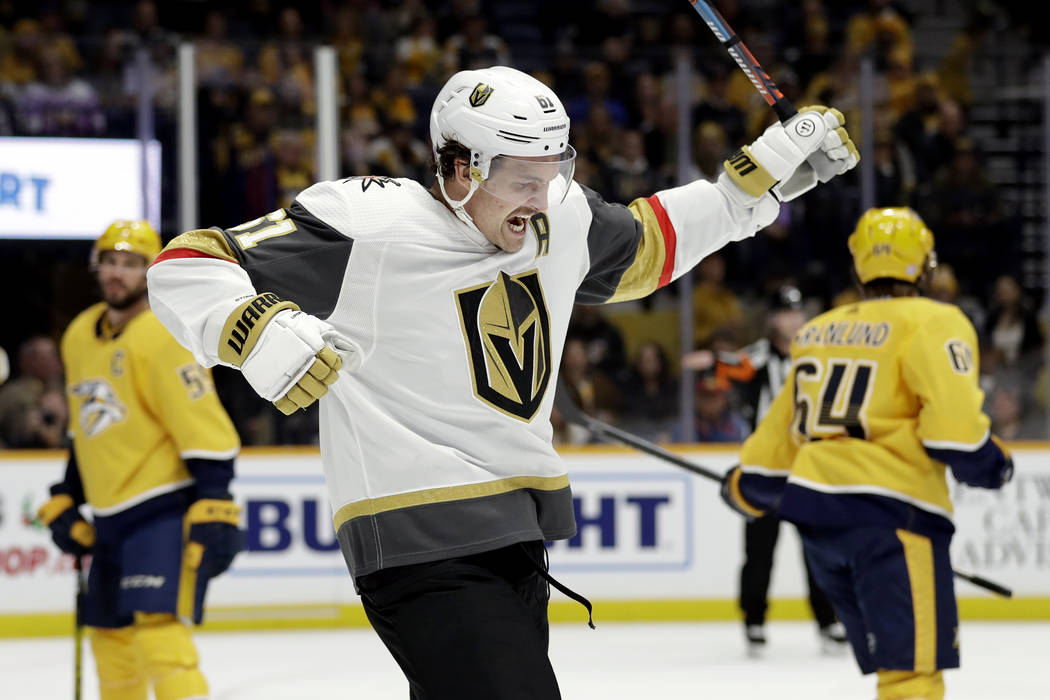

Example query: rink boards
[2,445,1049,637]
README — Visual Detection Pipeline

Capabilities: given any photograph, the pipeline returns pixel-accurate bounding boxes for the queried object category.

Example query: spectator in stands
[341,73,381,177]
[395,13,442,88]
[258,7,315,117]
[922,137,1007,296]
[443,14,510,74]
[872,126,915,206]
[0,18,42,87]
[684,369,749,443]
[561,337,622,435]
[195,9,244,89]
[227,87,279,221]
[789,0,835,90]
[893,71,943,181]
[0,335,65,448]
[365,117,431,182]
[567,304,629,384]
[604,129,659,204]
[38,6,82,75]
[274,128,312,209]
[370,63,418,130]
[883,46,919,122]
[937,9,993,112]
[687,120,729,184]
[20,387,68,449]
[126,0,167,47]
[13,44,104,135]
[580,102,619,176]
[693,63,746,147]
[803,51,864,138]
[927,263,985,333]
[845,0,914,72]
[619,341,679,443]
[987,380,1045,441]
[567,61,629,128]
[330,6,365,79]
[984,274,1043,370]
[692,253,742,348]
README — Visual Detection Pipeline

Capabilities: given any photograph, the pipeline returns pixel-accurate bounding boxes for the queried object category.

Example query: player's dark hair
[861,278,919,298]
[435,140,471,179]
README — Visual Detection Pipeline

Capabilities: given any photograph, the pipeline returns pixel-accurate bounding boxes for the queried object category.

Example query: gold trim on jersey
[218,293,299,366]
[897,529,937,672]
[165,229,238,262]
[610,198,670,302]
[332,473,570,530]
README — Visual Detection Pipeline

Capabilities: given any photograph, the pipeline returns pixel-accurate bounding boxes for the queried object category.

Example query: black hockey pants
[740,513,837,628]
[357,541,562,700]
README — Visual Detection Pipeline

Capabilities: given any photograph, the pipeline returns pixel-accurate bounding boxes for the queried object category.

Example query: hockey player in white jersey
[147,66,858,699]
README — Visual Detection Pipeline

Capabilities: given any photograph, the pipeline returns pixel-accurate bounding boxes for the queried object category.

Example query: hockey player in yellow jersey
[37,220,242,700]
[721,207,1013,700]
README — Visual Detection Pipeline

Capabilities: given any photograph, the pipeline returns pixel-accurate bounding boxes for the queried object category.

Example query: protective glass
[477,147,577,210]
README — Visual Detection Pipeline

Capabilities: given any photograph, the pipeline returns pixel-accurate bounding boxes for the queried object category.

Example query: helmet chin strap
[437,172,486,237]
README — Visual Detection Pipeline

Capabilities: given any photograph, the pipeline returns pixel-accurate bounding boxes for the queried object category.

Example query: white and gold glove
[718,105,859,219]
[218,293,360,415]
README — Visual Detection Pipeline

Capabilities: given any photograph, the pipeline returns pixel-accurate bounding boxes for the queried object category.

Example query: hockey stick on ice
[686,0,796,123]
[74,554,85,700]
[553,378,1014,598]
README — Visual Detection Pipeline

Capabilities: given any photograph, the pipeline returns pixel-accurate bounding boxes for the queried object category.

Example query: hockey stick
[553,379,1014,598]
[686,0,796,123]
[952,568,1013,598]
[74,554,85,700]
[553,377,722,482]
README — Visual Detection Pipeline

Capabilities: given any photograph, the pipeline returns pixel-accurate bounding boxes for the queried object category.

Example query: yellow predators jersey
[738,296,1006,531]
[61,303,239,514]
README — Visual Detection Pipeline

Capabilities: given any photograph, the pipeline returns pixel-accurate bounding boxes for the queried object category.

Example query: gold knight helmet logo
[469,82,493,108]
[455,270,552,421]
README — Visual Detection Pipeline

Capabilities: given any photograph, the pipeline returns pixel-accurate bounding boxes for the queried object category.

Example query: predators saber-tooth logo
[71,378,127,437]
[455,270,552,421]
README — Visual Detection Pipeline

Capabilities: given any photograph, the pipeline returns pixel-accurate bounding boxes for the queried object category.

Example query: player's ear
[453,159,472,187]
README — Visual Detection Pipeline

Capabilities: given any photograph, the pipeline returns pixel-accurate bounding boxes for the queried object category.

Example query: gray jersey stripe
[575,185,644,304]
[221,201,353,320]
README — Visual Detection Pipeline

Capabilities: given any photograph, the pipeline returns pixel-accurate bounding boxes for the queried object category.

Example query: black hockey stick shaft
[74,554,85,700]
[953,568,1013,598]
[554,378,723,483]
[554,379,1014,599]
[687,0,797,123]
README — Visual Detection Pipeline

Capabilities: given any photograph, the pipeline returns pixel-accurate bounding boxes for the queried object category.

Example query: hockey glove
[184,498,242,579]
[720,465,764,522]
[989,435,1015,488]
[218,293,361,415]
[720,105,859,207]
[948,435,1015,490]
[37,494,96,556]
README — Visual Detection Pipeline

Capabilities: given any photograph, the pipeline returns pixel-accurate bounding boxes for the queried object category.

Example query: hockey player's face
[468,158,562,253]
[468,185,546,253]
[97,250,149,310]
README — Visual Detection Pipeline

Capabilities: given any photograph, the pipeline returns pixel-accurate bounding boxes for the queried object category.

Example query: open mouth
[507,216,527,235]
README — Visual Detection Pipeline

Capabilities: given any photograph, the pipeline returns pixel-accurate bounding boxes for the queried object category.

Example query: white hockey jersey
[147,175,763,577]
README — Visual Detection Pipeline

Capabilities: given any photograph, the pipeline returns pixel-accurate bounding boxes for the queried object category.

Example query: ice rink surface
[3,620,1047,699]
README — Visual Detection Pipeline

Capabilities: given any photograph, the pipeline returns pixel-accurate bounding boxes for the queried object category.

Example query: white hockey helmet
[430,66,575,213]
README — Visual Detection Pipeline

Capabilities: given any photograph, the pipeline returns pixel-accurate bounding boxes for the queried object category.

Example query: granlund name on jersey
[148,174,760,576]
